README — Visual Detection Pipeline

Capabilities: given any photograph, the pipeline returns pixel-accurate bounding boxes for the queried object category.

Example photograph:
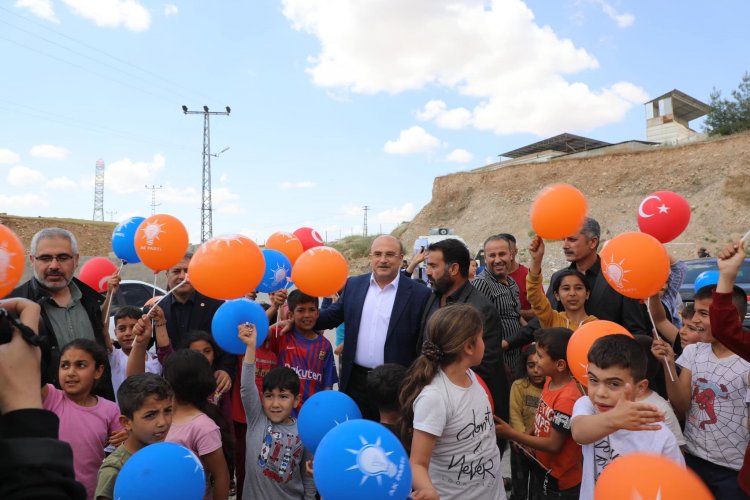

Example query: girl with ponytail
[400,304,506,500]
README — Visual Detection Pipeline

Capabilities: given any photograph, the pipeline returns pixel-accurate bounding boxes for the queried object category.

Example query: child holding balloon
[527,236,597,330]
[400,304,505,500]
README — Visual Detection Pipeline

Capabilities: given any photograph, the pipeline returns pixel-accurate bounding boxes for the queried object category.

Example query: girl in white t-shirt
[400,304,506,500]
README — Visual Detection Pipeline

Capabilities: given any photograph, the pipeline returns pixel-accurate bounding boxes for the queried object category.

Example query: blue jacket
[315,273,431,391]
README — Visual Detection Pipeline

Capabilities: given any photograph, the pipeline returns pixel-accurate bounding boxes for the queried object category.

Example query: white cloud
[7,166,47,186]
[340,204,362,217]
[159,185,200,204]
[30,144,70,160]
[219,173,229,183]
[45,176,78,190]
[375,203,416,224]
[416,100,472,129]
[384,126,441,154]
[593,0,634,28]
[105,153,165,193]
[283,0,646,135]
[61,0,151,31]
[0,149,20,164]
[446,148,473,163]
[217,203,242,215]
[279,181,316,189]
[163,3,178,16]
[14,0,59,23]
[212,187,240,204]
[0,193,49,208]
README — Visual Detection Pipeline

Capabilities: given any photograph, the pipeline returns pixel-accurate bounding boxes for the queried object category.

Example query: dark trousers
[528,464,580,500]
[685,453,748,500]
[511,446,531,500]
[346,364,380,421]
[233,421,247,500]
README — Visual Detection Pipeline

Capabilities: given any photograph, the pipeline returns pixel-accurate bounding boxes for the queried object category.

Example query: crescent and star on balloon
[638,195,670,219]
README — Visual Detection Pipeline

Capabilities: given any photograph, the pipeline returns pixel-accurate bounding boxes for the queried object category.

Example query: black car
[680,258,750,328]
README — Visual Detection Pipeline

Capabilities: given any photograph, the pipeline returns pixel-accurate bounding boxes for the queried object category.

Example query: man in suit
[419,238,509,425]
[315,235,431,420]
[546,217,651,336]
[158,252,234,393]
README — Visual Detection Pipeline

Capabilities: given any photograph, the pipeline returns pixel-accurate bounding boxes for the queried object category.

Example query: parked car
[106,280,166,340]
[680,258,750,328]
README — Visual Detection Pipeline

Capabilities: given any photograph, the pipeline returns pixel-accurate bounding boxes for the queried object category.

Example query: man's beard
[35,272,71,292]
[429,273,454,295]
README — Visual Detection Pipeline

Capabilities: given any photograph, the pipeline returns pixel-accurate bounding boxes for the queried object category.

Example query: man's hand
[501,339,509,350]
[0,323,42,413]
[651,337,675,364]
[214,370,232,394]
[605,384,664,432]
[717,240,746,279]
[106,273,122,293]
[108,429,128,446]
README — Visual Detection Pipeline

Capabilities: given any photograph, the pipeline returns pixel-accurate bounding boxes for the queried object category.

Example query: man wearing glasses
[315,235,431,420]
[10,227,114,400]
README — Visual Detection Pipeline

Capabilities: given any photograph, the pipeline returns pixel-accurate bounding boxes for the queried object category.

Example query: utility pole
[92,159,105,221]
[182,105,231,242]
[362,205,369,237]
[106,210,118,221]
[145,184,162,215]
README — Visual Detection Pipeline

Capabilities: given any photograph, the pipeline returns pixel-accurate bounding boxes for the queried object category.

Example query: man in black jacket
[9,227,114,400]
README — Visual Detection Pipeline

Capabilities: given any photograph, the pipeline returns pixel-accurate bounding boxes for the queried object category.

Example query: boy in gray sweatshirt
[239,322,316,500]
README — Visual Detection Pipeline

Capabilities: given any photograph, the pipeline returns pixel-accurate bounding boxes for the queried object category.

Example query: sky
[1,0,748,246]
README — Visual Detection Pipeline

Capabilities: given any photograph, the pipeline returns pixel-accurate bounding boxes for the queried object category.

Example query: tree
[704,72,750,136]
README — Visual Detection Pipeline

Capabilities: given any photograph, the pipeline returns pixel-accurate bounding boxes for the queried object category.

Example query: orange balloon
[600,232,669,299]
[266,232,304,265]
[291,246,348,297]
[189,235,265,300]
[134,214,189,272]
[567,320,631,386]
[595,453,713,500]
[0,224,26,299]
[530,183,588,239]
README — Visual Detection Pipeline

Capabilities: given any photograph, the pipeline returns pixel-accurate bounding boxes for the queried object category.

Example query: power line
[145,185,163,215]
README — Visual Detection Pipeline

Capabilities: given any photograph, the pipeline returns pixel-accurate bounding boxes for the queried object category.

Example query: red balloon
[636,191,691,243]
[0,224,26,299]
[78,257,118,293]
[293,227,325,251]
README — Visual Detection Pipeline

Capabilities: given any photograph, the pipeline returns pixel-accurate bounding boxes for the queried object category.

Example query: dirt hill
[399,131,750,275]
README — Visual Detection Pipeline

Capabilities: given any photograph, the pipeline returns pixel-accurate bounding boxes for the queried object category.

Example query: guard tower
[645,89,709,144]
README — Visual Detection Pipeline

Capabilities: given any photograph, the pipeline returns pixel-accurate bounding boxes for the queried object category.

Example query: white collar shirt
[354,272,400,369]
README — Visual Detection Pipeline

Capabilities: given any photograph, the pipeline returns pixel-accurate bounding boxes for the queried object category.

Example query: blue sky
[1,0,748,245]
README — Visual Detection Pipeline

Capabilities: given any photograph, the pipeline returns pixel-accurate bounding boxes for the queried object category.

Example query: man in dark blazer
[316,235,431,420]
[419,238,509,426]
[158,253,234,392]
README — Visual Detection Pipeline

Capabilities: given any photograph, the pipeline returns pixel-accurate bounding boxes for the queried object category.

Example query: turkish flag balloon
[292,246,348,297]
[594,453,712,500]
[78,257,118,293]
[567,320,631,386]
[189,235,265,300]
[0,224,26,299]
[293,227,325,251]
[636,191,691,243]
[600,232,670,299]
[266,232,304,265]
[530,183,588,239]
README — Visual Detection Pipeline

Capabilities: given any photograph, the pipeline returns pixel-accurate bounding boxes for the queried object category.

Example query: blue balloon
[114,442,205,499]
[211,299,269,355]
[112,216,145,264]
[313,419,411,500]
[298,390,362,453]
[694,270,720,292]
[257,249,292,293]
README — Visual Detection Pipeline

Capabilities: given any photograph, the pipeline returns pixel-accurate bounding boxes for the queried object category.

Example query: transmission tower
[182,105,231,242]
[92,159,105,221]
[362,205,369,237]
[106,210,118,221]
[145,185,163,215]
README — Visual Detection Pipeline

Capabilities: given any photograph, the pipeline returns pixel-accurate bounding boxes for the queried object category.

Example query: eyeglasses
[34,253,74,263]
[370,252,401,259]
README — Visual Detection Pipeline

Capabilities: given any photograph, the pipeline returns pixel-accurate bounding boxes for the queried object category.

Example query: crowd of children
[1,237,749,500]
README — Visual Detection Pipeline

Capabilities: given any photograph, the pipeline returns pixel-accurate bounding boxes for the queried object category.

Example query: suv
[680,258,750,328]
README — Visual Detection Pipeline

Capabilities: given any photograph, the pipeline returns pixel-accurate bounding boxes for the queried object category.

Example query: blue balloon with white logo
[694,270,720,292]
[114,442,205,499]
[211,299,269,355]
[298,390,362,453]
[313,419,411,500]
[257,249,293,293]
[111,216,145,264]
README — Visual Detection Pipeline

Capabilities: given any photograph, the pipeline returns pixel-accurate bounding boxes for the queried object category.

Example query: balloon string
[646,299,675,382]
[741,228,750,244]
[132,277,187,349]
[101,264,123,326]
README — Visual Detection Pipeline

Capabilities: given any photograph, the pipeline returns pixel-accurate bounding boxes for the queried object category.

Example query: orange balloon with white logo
[134,214,189,272]
[567,320,631,386]
[266,232,304,265]
[291,246,348,297]
[600,232,669,300]
[188,234,265,300]
[595,453,713,500]
[0,224,25,299]
[530,183,588,239]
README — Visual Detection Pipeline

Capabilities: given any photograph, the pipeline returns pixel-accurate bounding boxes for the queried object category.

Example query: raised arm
[652,338,692,417]
[125,315,152,377]
[648,294,678,343]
